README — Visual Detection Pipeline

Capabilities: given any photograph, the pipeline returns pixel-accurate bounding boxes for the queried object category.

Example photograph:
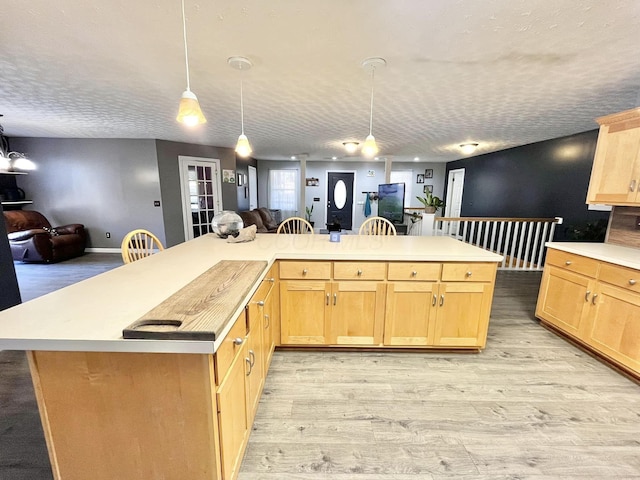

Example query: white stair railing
[432,217,562,271]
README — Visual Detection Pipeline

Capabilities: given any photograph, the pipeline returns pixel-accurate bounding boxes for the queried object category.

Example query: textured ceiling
[1,0,640,162]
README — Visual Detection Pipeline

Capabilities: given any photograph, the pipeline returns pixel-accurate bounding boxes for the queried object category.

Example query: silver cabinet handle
[245,357,252,376]
[432,294,437,306]
[630,179,637,192]
[333,293,337,305]
[268,277,275,283]
[257,300,265,307]
[565,261,572,266]
[357,269,363,276]
[326,293,330,305]
[233,337,243,346]
[264,314,270,328]
[249,349,255,367]
[630,279,637,286]
[440,294,445,307]
[411,271,417,277]
[466,271,472,277]
[592,293,598,305]
[585,290,591,302]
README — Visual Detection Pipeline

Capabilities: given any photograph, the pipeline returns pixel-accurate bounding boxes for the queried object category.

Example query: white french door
[178,156,223,241]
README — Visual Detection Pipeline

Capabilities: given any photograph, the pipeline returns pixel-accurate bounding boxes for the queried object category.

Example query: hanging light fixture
[228,56,253,158]
[0,117,35,172]
[361,57,386,158]
[342,141,359,154]
[176,0,206,126]
[460,143,479,155]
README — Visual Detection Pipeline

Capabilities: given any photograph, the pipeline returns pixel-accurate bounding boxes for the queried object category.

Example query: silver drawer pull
[249,349,255,367]
[357,269,363,276]
[264,314,270,328]
[565,261,572,266]
[326,293,330,305]
[440,294,445,307]
[466,271,472,277]
[233,337,243,346]
[584,290,591,302]
[268,277,275,283]
[302,268,308,275]
[629,279,637,286]
[411,271,417,277]
[630,180,637,192]
[245,357,252,376]
[257,300,265,307]
[333,293,337,305]
[592,293,598,305]
[432,294,437,306]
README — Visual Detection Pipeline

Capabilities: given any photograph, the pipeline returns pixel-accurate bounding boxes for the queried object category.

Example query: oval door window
[334,180,347,210]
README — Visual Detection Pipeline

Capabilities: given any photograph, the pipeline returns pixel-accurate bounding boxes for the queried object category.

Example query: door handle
[432,294,437,306]
[440,294,445,307]
[630,180,637,192]
[249,349,255,367]
[584,290,591,302]
[264,314,270,328]
[333,293,337,305]
[245,357,252,376]
[591,293,598,305]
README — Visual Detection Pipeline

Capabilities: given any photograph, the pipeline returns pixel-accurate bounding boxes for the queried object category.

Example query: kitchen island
[0,234,502,480]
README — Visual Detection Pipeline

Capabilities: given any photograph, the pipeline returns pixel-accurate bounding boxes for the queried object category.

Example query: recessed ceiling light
[343,142,359,154]
[332,156,337,160]
[460,143,479,155]
[374,157,379,161]
[290,155,297,160]
[414,157,420,161]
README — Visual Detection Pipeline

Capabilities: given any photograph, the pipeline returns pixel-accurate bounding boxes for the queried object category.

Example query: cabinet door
[586,284,640,374]
[587,124,640,204]
[216,342,249,480]
[432,282,494,347]
[384,282,437,346]
[280,280,331,344]
[536,265,593,339]
[331,281,386,345]
[262,278,276,371]
[245,327,264,424]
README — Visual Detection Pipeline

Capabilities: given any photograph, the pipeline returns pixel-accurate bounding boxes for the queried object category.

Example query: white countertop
[0,234,502,354]
[546,242,640,270]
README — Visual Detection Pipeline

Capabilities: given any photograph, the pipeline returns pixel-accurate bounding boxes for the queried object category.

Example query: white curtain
[269,169,299,220]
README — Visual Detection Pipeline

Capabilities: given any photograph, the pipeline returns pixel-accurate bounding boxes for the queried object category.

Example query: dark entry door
[326,172,354,231]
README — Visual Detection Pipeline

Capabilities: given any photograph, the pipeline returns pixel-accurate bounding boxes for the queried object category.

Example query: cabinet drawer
[598,263,640,293]
[441,263,496,282]
[279,261,331,279]
[215,310,248,385]
[333,262,386,280]
[546,249,599,278]
[387,262,441,281]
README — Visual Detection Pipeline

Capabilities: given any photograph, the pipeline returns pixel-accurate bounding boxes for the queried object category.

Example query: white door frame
[445,168,465,218]
[248,165,258,210]
[178,156,222,241]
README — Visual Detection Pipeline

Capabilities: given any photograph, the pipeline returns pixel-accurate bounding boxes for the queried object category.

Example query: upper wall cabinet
[586,107,640,206]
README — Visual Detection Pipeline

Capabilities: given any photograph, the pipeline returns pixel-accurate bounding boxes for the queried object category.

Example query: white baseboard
[85,248,122,254]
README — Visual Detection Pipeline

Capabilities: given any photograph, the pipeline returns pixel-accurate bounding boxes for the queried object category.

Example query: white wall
[257,159,446,231]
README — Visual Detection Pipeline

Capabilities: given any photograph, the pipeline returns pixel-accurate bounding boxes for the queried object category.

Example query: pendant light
[176,0,206,126]
[361,57,386,158]
[228,56,253,157]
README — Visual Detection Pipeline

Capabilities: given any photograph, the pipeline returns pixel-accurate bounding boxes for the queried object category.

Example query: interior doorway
[178,156,222,241]
[248,165,258,210]
[326,171,354,231]
[445,168,465,218]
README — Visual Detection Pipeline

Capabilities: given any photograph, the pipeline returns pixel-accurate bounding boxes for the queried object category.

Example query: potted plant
[305,204,314,227]
[416,193,444,214]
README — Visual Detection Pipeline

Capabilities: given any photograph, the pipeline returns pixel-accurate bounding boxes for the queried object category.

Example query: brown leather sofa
[3,210,87,263]
[238,208,280,233]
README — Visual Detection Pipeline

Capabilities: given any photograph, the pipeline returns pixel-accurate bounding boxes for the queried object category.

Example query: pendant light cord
[240,69,245,134]
[181,0,191,91]
[369,66,376,135]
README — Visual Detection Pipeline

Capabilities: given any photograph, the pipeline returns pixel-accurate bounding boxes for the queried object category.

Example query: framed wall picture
[237,173,244,186]
[223,169,235,183]
[416,173,424,184]
[424,184,433,194]
[305,177,319,186]
[425,169,433,179]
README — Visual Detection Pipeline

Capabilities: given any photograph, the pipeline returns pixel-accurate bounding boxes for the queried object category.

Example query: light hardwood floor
[1,262,639,479]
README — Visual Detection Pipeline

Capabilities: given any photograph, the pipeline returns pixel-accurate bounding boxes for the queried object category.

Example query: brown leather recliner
[237,208,280,233]
[3,210,86,263]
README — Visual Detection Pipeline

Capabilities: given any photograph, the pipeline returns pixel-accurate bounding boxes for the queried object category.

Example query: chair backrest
[358,217,397,236]
[121,229,165,264]
[276,217,314,234]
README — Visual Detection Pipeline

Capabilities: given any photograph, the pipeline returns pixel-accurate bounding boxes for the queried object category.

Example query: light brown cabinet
[280,260,497,350]
[586,107,640,206]
[536,247,640,377]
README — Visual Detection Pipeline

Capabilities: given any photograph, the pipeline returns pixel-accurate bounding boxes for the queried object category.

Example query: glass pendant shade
[0,156,10,171]
[10,154,36,171]
[460,143,479,155]
[343,142,359,154]
[177,90,207,126]
[361,134,379,158]
[235,134,252,157]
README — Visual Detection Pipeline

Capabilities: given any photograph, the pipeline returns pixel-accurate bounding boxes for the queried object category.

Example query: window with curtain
[390,170,413,207]
[269,169,299,219]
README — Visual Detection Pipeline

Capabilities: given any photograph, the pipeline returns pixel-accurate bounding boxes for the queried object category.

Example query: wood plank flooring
[1,263,640,479]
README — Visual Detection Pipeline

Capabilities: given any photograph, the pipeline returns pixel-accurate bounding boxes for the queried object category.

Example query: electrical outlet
[154,200,161,207]
[106,232,111,238]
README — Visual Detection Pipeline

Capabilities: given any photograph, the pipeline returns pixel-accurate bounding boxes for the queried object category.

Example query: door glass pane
[334,180,347,209]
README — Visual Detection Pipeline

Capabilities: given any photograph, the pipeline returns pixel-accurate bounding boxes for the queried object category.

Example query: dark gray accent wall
[155,140,238,247]
[445,130,609,241]
[10,138,165,248]
[0,203,21,310]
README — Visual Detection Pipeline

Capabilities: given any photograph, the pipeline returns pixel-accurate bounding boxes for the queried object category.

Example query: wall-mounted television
[377,183,405,224]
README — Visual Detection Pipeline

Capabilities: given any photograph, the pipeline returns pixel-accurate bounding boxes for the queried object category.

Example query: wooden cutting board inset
[122,260,267,341]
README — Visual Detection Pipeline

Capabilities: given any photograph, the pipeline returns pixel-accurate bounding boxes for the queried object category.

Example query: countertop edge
[545,242,640,270]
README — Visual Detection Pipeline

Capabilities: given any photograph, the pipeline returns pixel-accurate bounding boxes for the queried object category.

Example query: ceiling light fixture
[460,143,479,155]
[228,56,253,158]
[176,0,206,126]
[361,57,386,158]
[0,117,35,172]
[343,141,359,154]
